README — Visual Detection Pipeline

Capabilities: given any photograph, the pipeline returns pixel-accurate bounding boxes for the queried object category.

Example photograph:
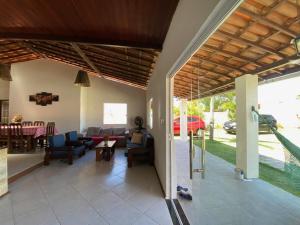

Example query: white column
[235,74,259,179]
[180,99,188,141]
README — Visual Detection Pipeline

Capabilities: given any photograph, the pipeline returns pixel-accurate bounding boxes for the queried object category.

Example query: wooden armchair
[44,134,86,165]
[126,131,154,168]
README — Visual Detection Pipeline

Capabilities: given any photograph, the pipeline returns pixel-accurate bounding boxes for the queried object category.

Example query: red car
[173,115,206,136]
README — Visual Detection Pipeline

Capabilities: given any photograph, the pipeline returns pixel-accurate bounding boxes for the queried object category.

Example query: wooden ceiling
[0,0,179,88]
[174,0,300,99]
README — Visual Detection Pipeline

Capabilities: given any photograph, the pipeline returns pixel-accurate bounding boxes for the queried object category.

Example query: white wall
[9,59,81,133]
[81,76,146,131]
[9,59,146,134]
[0,80,9,100]
[147,0,221,197]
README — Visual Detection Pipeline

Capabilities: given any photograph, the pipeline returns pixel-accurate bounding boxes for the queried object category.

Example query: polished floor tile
[3,149,172,225]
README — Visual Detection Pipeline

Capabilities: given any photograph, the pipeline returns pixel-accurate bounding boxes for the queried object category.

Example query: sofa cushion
[131,132,143,144]
[66,131,78,142]
[112,128,126,136]
[100,128,113,136]
[127,140,143,149]
[86,127,101,137]
[83,140,94,147]
[49,135,65,148]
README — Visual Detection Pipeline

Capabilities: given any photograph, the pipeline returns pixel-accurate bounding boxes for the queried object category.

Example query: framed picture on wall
[29,92,59,106]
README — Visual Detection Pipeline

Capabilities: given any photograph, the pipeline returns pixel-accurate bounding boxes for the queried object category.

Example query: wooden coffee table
[95,140,116,161]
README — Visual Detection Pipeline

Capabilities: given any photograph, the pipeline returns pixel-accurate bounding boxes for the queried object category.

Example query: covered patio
[176,139,300,225]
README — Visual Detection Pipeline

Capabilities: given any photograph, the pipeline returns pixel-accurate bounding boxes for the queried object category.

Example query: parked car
[223,114,278,134]
[173,115,206,136]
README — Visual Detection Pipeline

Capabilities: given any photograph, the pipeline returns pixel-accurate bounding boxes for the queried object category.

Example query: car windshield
[259,115,275,123]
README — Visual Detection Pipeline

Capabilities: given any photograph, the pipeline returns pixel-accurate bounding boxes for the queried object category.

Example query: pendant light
[74,70,90,87]
[0,64,12,81]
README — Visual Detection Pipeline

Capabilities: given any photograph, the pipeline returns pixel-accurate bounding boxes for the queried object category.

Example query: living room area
[0,58,172,225]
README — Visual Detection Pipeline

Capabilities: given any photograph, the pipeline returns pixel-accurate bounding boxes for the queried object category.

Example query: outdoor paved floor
[176,139,300,225]
[2,149,172,225]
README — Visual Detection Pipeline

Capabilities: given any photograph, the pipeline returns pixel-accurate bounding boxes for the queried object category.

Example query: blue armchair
[44,134,86,165]
[65,131,94,150]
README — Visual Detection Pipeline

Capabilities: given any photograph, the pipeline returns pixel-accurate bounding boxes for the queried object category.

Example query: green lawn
[194,139,300,197]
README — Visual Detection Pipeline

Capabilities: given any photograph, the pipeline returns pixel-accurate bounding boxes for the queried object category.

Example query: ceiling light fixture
[74,70,90,87]
[0,64,12,81]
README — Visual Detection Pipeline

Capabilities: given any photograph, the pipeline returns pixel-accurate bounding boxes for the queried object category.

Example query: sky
[259,74,300,127]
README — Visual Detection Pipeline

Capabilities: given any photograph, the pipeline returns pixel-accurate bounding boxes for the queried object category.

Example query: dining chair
[0,123,9,148]
[34,121,45,126]
[22,121,33,126]
[37,122,55,148]
[9,123,26,152]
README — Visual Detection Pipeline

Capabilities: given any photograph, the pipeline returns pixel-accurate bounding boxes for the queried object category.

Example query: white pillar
[235,74,259,179]
[180,99,188,141]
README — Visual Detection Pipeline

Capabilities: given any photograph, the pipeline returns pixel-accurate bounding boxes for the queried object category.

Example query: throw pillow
[131,132,143,144]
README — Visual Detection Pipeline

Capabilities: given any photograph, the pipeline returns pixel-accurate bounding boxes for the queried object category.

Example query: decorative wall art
[29,92,59,106]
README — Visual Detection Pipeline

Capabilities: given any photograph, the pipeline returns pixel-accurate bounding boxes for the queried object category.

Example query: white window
[103,103,127,124]
[147,98,153,129]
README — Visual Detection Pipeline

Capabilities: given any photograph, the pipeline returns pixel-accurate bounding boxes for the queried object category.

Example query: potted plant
[11,114,23,123]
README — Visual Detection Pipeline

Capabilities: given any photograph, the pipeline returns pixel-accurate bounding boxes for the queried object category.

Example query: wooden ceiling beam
[89,46,155,65]
[48,54,147,87]
[33,41,152,79]
[185,63,234,80]
[0,52,36,61]
[100,68,147,85]
[203,45,264,67]
[83,48,153,72]
[237,8,298,38]
[217,30,286,58]
[32,44,89,66]
[87,54,150,76]
[178,69,221,84]
[250,54,299,76]
[0,33,162,51]
[103,75,146,90]
[0,47,26,54]
[92,63,149,81]
[71,43,103,78]
[191,55,245,74]
[174,75,213,88]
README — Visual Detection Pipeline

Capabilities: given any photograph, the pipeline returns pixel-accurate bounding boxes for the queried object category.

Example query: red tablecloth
[22,126,58,138]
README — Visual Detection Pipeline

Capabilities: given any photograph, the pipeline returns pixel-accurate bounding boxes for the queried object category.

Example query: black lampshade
[0,64,12,81]
[293,37,300,56]
[74,70,90,87]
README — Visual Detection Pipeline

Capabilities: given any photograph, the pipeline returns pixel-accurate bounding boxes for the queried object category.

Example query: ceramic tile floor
[1,149,173,225]
[8,152,44,178]
[176,139,300,225]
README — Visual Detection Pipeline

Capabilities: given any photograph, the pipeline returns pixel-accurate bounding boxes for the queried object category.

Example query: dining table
[22,126,59,151]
